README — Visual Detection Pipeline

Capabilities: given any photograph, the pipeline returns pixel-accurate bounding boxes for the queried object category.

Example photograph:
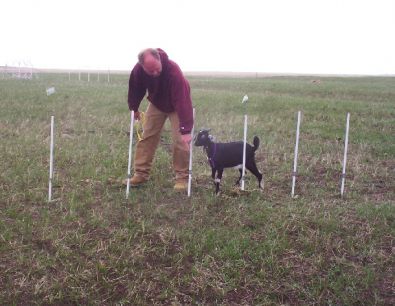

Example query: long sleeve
[127,65,146,111]
[170,74,193,134]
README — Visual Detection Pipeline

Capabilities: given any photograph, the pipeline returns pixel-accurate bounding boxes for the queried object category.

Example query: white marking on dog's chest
[233,164,242,169]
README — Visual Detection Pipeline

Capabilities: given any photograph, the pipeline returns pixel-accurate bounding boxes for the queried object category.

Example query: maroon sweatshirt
[127,49,194,134]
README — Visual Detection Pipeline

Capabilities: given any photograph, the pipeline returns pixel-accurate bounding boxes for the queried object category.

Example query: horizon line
[0,66,394,77]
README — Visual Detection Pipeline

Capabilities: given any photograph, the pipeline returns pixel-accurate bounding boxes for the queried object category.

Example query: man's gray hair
[138,48,160,65]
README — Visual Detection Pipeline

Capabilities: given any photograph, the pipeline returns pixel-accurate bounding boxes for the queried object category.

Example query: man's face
[142,54,162,77]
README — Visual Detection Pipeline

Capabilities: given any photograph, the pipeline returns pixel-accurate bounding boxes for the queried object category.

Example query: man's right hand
[134,111,141,121]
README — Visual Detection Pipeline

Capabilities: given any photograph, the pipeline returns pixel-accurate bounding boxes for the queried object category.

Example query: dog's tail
[253,136,260,151]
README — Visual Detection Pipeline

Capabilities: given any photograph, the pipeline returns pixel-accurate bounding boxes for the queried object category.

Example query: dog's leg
[235,168,242,186]
[211,168,216,180]
[215,168,223,195]
[246,161,264,190]
[211,168,217,188]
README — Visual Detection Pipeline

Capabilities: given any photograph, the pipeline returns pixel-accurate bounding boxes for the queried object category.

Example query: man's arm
[170,72,194,135]
[127,65,146,113]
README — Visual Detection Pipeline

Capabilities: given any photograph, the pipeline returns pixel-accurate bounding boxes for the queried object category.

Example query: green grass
[0,73,394,304]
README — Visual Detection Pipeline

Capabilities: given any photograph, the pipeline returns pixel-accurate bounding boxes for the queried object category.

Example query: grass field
[0,73,394,304]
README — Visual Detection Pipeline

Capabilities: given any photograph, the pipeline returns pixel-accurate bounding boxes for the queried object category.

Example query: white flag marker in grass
[48,116,55,202]
[291,111,302,198]
[46,87,55,96]
[126,111,135,199]
[341,112,350,197]
[242,95,249,104]
[187,108,196,197]
[241,95,249,191]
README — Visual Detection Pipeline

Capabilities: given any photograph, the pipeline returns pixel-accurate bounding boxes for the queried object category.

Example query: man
[127,48,193,191]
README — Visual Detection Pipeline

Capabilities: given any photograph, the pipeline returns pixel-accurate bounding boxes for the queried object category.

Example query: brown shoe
[174,180,188,191]
[123,175,148,187]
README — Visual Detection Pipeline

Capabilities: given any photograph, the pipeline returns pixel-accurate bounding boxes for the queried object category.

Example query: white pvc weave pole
[291,111,301,198]
[48,116,55,202]
[341,113,350,197]
[126,111,135,199]
[187,108,196,197]
[241,114,248,190]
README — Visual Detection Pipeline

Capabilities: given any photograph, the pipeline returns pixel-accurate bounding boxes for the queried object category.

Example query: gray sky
[1,0,394,74]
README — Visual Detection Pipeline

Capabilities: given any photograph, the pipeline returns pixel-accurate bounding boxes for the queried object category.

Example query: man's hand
[133,111,141,121]
[181,133,192,150]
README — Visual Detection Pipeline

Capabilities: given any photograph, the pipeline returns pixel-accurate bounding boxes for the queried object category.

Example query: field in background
[0,74,394,304]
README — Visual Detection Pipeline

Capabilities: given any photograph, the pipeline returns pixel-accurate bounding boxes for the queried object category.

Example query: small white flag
[242,95,248,104]
[46,87,56,96]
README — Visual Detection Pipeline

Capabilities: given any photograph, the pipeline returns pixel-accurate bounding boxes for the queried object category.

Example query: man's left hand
[181,133,192,150]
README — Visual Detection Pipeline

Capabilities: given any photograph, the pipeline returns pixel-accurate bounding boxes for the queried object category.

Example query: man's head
[138,48,162,77]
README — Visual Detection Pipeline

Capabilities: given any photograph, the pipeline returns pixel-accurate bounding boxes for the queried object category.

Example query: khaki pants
[133,103,189,182]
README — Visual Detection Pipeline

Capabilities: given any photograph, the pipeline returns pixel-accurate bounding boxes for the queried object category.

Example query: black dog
[194,129,264,194]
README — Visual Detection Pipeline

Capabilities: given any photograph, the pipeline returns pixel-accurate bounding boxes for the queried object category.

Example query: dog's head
[194,129,213,147]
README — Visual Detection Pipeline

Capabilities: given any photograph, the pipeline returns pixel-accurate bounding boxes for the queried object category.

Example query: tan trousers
[134,103,189,182]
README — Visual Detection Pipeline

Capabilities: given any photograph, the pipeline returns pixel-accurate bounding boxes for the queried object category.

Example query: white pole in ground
[79,71,81,81]
[97,72,100,82]
[107,70,110,83]
[48,116,55,202]
[88,72,90,82]
[241,95,249,191]
[69,71,71,81]
[126,110,135,199]
[241,114,248,190]
[341,113,350,197]
[188,108,196,197]
[291,111,302,198]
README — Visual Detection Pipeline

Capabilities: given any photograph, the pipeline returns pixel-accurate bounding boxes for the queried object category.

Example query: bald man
[126,48,194,191]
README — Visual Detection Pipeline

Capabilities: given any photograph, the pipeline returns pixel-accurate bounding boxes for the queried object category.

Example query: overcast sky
[1,0,394,75]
